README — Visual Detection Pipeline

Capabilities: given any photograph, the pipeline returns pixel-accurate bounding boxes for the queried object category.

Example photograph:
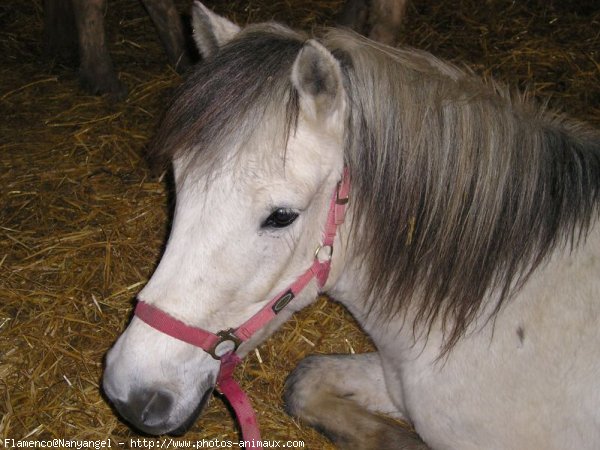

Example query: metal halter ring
[336,184,349,205]
[314,244,333,262]
[209,329,242,360]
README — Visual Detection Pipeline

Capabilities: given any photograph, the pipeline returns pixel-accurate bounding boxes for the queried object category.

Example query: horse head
[103,2,348,435]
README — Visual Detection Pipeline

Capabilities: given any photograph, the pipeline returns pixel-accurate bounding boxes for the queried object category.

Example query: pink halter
[134,169,350,447]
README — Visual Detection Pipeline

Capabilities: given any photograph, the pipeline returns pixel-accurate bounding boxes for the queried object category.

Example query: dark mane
[151,25,600,352]
[323,30,600,351]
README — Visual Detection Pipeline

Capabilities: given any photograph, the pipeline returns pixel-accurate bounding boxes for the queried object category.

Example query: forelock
[149,24,306,177]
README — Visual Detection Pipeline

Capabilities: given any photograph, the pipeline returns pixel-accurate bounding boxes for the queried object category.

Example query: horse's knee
[284,354,428,449]
[283,355,328,419]
[284,353,388,419]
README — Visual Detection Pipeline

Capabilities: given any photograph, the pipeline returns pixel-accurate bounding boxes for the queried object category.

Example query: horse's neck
[330,217,600,357]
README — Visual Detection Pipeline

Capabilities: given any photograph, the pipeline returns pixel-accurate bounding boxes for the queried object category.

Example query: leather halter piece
[134,168,350,447]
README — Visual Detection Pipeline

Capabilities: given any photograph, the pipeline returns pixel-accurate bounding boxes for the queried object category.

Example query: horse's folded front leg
[284,353,429,450]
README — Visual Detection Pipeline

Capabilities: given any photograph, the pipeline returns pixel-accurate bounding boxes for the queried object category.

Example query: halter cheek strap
[134,168,350,447]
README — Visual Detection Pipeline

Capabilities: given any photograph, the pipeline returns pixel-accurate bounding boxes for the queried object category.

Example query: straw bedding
[1,0,598,448]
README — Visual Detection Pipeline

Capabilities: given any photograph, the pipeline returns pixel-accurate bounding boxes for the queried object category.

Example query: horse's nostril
[138,389,173,426]
[119,388,174,433]
[170,387,213,436]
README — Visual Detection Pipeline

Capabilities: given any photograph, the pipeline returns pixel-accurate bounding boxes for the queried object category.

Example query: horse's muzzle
[103,379,213,435]
[112,388,174,434]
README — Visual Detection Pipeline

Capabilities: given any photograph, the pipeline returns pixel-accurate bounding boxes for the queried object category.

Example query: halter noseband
[134,169,350,446]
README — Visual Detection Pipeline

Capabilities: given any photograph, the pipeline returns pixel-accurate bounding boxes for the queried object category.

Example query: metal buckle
[208,329,242,360]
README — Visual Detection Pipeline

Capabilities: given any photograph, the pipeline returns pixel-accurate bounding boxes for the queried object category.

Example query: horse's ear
[291,40,345,123]
[191,1,240,57]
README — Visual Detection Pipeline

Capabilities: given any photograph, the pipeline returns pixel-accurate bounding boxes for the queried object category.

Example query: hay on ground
[1,0,598,448]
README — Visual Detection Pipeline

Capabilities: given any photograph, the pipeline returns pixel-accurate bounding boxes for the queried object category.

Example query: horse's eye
[262,208,299,229]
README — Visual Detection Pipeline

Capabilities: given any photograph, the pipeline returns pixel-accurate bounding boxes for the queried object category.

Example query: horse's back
[400,222,600,449]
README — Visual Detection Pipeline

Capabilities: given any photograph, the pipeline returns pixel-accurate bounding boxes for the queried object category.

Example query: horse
[102,2,600,448]
[337,0,408,46]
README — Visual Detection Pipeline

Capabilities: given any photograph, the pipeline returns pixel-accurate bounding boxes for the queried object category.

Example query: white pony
[103,3,600,448]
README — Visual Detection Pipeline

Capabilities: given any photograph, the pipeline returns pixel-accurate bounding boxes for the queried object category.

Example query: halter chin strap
[134,168,350,447]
